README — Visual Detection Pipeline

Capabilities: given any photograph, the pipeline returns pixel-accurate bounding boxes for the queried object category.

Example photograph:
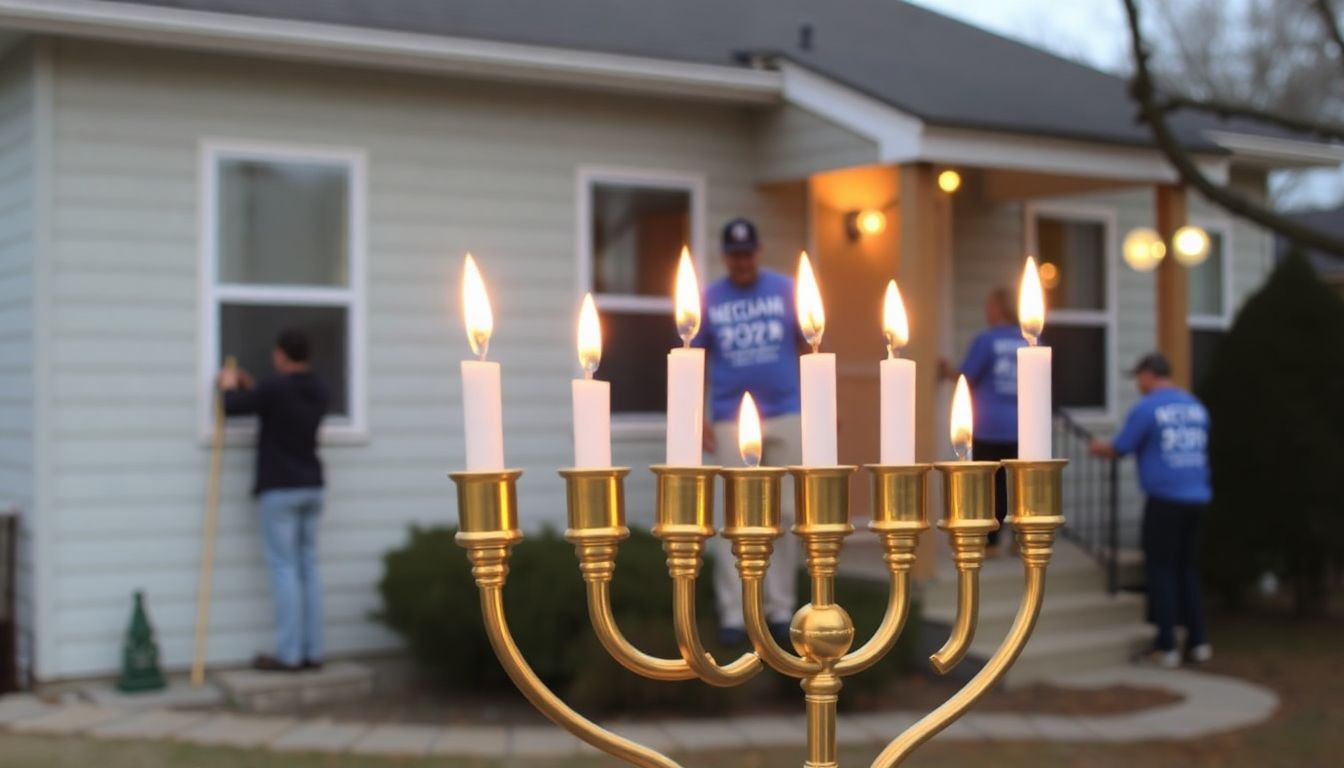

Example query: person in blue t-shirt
[693,217,802,648]
[940,288,1025,554]
[1091,353,1212,669]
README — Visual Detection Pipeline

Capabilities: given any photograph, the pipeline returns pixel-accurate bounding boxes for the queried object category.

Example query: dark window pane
[218,158,350,287]
[220,303,349,416]
[1187,232,1225,317]
[1039,324,1106,409]
[597,311,681,413]
[1037,216,1106,310]
[1192,329,1226,394]
[591,184,689,297]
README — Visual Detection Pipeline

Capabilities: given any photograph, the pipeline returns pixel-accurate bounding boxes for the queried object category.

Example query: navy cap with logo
[721,217,759,254]
[1128,352,1172,378]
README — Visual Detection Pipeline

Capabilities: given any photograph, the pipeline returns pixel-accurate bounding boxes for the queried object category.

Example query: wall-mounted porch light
[844,208,887,241]
[937,169,962,194]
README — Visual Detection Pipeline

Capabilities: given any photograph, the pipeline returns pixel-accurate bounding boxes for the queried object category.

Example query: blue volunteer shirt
[1111,386,1212,504]
[692,270,803,423]
[959,324,1026,443]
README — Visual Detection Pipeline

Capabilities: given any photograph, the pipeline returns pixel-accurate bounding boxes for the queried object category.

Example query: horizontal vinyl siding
[951,175,1275,548]
[0,45,34,687]
[755,104,879,182]
[44,40,804,678]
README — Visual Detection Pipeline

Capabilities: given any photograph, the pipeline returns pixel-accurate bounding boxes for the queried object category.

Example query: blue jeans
[1142,497,1208,652]
[258,487,324,666]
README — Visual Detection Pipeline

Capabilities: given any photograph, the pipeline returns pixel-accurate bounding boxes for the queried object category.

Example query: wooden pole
[1155,185,1192,388]
[191,355,234,688]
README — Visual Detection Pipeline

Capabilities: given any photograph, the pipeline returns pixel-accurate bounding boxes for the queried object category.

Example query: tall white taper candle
[797,252,838,466]
[1017,257,1053,459]
[667,248,704,465]
[572,293,611,467]
[460,254,505,471]
[880,280,916,464]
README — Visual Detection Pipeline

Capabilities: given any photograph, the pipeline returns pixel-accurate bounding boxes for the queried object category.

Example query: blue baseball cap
[721,217,759,253]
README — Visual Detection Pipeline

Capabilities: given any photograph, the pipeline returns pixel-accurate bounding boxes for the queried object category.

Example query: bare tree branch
[1159,93,1344,144]
[1123,0,1344,258]
[1316,0,1344,73]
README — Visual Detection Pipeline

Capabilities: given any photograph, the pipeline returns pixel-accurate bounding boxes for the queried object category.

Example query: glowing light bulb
[938,170,962,193]
[1173,225,1211,267]
[1123,227,1166,272]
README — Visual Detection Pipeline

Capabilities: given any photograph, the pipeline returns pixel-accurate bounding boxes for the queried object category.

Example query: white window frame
[197,138,368,443]
[1024,200,1119,422]
[1187,218,1235,332]
[575,165,707,429]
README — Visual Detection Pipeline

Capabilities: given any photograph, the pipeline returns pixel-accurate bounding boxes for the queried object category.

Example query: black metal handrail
[1052,412,1121,594]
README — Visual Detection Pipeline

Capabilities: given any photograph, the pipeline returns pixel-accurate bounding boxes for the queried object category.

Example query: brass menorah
[450,457,1065,767]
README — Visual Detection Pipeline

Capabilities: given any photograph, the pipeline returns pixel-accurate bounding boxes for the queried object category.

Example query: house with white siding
[0,0,1340,686]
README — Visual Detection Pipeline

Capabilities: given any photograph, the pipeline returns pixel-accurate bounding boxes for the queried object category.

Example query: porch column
[897,163,952,468]
[1155,184,1192,388]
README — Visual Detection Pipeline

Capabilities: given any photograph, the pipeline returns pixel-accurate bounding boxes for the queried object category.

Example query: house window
[201,141,366,437]
[1027,204,1115,415]
[577,167,706,417]
[1189,225,1231,392]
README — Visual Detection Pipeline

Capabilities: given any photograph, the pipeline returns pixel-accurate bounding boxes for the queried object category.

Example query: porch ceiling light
[1172,225,1211,267]
[937,169,962,194]
[844,208,887,241]
[1122,227,1166,272]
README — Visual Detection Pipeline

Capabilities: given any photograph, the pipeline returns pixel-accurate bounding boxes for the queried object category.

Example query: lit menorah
[449,254,1065,767]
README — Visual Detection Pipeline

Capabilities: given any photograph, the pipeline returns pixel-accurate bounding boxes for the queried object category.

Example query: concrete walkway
[0,666,1278,759]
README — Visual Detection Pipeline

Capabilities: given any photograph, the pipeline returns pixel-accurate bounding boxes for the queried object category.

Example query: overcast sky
[906,0,1343,210]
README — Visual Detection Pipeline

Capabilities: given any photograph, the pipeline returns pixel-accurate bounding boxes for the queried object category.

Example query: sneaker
[1187,644,1213,664]
[251,654,304,673]
[1133,648,1180,669]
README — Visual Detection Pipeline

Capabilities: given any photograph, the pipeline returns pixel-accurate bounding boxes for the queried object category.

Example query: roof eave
[1207,130,1344,170]
[0,0,782,103]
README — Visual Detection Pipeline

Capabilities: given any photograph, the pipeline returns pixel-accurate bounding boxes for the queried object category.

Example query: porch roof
[64,0,1327,155]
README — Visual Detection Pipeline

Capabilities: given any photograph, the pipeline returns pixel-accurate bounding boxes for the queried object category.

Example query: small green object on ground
[115,591,166,693]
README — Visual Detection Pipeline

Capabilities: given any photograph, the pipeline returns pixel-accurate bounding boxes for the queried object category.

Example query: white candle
[797,252,838,466]
[667,248,705,465]
[1017,257,1053,460]
[880,280,915,464]
[572,293,611,467]
[460,254,505,471]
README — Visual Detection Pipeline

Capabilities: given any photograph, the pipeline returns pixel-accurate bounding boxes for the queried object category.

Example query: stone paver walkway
[0,666,1277,759]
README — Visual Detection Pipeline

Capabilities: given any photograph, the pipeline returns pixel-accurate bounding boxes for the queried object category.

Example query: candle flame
[1019,256,1045,346]
[796,251,825,351]
[950,375,973,460]
[577,292,601,376]
[738,392,762,468]
[462,253,493,360]
[883,279,909,356]
[674,247,700,345]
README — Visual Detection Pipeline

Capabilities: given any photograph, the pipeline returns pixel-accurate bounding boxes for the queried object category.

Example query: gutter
[0,0,782,103]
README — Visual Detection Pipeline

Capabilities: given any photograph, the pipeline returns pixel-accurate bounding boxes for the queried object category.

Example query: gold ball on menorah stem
[790,603,855,662]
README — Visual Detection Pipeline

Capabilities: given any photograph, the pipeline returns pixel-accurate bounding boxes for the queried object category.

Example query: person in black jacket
[219,329,329,672]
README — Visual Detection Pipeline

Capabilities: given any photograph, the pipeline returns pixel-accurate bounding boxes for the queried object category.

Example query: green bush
[1200,251,1344,614]
[377,525,919,713]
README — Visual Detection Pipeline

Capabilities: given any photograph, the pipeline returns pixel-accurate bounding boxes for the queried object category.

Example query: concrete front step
[214,662,373,714]
[924,590,1145,639]
[1003,624,1153,686]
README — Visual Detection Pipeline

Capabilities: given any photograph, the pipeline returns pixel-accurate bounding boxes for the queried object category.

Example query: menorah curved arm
[671,574,763,686]
[928,561,979,674]
[834,570,910,677]
[479,584,685,768]
[586,579,699,681]
[870,563,1044,768]
[742,574,822,677]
